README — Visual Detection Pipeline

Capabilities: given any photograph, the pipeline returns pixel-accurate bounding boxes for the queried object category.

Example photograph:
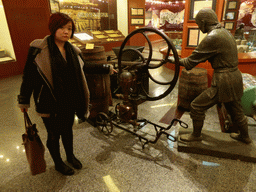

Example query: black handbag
[22,111,46,175]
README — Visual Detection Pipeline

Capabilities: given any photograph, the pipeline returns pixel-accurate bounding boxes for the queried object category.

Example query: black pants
[42,111,75,163]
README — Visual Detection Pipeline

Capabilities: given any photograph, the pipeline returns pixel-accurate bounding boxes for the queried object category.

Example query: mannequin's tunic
[180,26,243,103]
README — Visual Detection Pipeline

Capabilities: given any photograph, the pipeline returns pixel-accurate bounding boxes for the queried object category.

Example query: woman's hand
[109,64,118,75]
[113,68,118,74]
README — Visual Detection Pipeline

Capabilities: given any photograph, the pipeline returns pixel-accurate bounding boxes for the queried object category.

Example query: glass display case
[166,31,183,54]
[70,30,125,48]
[248,28,256,52]
[227,0,256,53]
[0,0,16,63]
[49,0,123,47]
[144,0,185,54]
[49,0,117,32]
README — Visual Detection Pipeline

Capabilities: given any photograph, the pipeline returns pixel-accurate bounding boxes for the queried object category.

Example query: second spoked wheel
[95,112,113,135]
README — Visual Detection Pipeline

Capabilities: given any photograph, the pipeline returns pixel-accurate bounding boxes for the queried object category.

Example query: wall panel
[0,0,50,78]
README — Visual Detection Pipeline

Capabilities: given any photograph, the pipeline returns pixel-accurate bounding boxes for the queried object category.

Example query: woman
[18,12,113,175]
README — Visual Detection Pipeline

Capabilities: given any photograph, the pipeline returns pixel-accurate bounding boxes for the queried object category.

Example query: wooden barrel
[178,67,208,110]
[80,46,111,119]
[81,46,107,63]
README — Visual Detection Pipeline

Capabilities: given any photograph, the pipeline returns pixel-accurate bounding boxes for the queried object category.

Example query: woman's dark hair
[48,12,76,38]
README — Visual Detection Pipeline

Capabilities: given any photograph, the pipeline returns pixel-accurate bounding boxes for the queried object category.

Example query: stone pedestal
[178,128,256,163]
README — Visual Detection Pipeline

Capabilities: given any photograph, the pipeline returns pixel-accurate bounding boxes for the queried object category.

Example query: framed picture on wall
[199,30,207,44]
[187,28,207,47]
[187,28,200,47]
[224,22,234,30]
[137,8,144,16]
[225,11,236,20]
[227,1,237,10]
[189,0,217,20]
[131,8,138,16]
[131,18,144,25]
[131,8,144,16]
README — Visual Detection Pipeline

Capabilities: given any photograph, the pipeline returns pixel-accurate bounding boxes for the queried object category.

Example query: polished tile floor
[1,41,256,191]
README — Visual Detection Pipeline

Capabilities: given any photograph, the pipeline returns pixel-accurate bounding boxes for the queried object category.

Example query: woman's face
[55,21,72,43]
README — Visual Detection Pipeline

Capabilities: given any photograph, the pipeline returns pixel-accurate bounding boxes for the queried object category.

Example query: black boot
[55,161,75,175]
[47,139,74,175]
[180,120,203,142]
[67,155,83,169]
[230,123,252,144]
[62,132,83,169]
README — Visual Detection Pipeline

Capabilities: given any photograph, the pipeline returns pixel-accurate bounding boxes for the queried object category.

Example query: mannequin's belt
[214,67,238,73]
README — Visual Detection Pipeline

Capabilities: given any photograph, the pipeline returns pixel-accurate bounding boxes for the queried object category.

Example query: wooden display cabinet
[70,30,125,52]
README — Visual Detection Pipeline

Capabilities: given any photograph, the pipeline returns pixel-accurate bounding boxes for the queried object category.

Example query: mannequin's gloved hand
[168,56,184,66]
[168,56,175,64]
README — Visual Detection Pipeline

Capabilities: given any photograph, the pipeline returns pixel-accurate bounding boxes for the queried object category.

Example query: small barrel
[178,67,208,110]
[81,46,107,63]
[80,46,111,119]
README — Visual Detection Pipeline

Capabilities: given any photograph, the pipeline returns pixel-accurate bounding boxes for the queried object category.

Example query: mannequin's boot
[62,133,82,169]
[180,120,203,141]
[47,141,74,175]
[230,123,252,144]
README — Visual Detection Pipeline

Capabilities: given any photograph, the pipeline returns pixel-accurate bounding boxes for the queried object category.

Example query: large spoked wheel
[95,112,113,135]
[117,27,180,101]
